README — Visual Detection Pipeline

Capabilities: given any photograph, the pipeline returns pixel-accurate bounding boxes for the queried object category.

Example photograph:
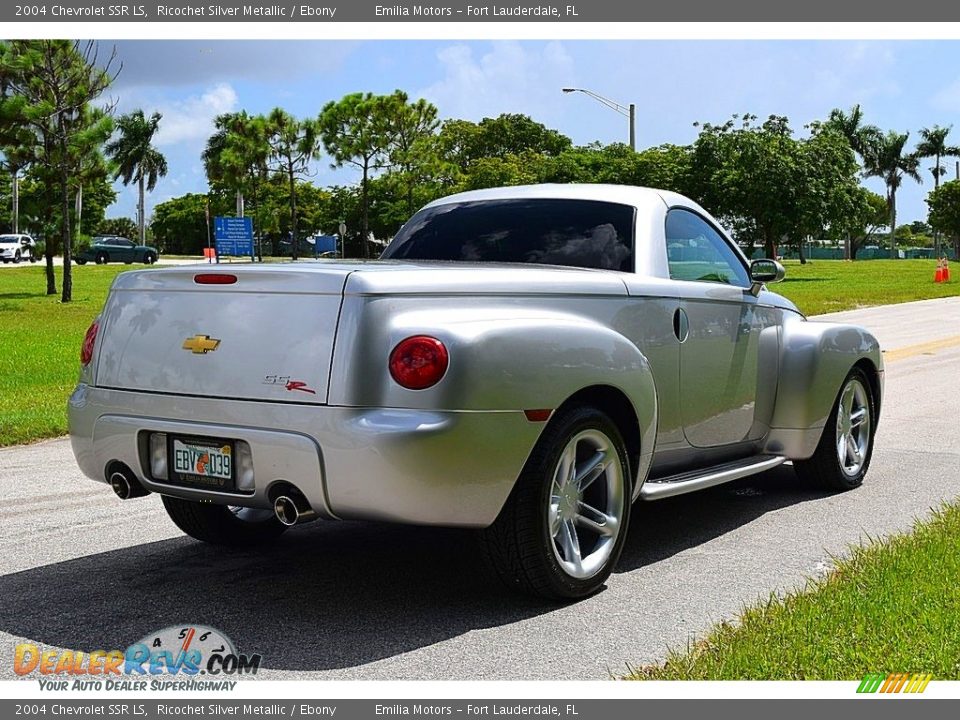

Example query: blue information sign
[313,235,337,254]
[213,217,253,256]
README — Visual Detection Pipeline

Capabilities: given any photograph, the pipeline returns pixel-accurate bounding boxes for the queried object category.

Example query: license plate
[169,436,235,490]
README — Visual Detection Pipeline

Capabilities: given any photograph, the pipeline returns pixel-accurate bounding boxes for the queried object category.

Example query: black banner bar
[4,0,960,23]
[2,700,960,720]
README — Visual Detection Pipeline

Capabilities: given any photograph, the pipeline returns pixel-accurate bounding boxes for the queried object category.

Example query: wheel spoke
[846,434,862,465]
[559,520,582,571]
[576,449,609,492]
[554,444,576,491]
[576,501,618,537]
[549,501,562,537]
[850,407,867,428]
[842,385,855,417]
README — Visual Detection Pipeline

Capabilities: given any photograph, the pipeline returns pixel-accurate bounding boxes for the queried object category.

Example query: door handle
[673,307,689,343]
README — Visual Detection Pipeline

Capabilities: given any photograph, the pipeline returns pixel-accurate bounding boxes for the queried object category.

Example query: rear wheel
[794,367,875,491]
[76,258,87,265]
[480,406,631,600]
[161,495,288,546]
[144,252,157,265]
[95,251,108,265]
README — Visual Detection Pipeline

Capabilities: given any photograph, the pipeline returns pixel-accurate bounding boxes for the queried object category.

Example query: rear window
[382,199,635,272]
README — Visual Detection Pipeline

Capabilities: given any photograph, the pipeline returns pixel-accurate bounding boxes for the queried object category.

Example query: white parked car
[0,233,37,263]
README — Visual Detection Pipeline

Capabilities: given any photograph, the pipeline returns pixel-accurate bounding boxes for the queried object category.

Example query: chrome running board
[638,455,787,501]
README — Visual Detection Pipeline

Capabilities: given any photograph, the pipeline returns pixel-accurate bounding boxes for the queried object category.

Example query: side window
[665,208,750,287]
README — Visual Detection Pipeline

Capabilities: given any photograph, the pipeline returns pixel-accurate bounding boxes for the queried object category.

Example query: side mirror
[749,259,785,297]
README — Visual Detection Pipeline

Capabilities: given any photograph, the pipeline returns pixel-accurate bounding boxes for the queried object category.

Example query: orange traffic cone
[935,265,944,283]
[945,262,951,282]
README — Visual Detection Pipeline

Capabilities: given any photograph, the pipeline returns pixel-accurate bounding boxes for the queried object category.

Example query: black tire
[144,252,157,265]
[480,405,632,600]
[794,367,876,491]
[29,255,36,263]
[76,258,87,265]
[161,495,288,547]
[95,251,109,265]
[13,250,20,264]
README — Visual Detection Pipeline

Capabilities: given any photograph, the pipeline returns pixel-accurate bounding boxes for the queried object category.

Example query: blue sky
[104,40,960,227]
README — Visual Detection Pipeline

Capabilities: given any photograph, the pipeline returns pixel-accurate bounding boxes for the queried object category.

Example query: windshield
[382,198,636,272]
[0,235,20,242]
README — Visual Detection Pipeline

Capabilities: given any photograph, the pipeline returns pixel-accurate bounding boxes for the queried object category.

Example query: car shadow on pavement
[617,464,829,571]
[0,465,824,674]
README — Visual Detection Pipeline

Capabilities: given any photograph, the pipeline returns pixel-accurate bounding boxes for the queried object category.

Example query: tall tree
[204,112,270,258]
[319,93,393,258]
[106,110,167,247]
[824,105,880,259]
[0,40,118,301]
[264,108,321,261]
[862,130,922,259]
[915,125,960,256]
[826,105,880,158]
[383,92,440,215]
[926,179,960,259]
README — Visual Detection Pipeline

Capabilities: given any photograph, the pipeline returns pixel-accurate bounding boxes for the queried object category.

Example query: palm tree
[106,110,167,245]
[916,125,960,256]
[862,131,922,259]
[827,104,880,158]
[203,112,270,258]
[826,105,880,258]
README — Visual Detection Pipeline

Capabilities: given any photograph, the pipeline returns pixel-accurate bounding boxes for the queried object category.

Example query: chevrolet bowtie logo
[182,335,221,354]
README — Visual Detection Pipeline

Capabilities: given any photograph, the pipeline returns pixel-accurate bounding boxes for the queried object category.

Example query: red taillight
[80,320,99,366]
[389,336,449,390]
[194,273,237,285]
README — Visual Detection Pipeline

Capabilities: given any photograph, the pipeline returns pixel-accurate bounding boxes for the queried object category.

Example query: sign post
[213,217,254,261]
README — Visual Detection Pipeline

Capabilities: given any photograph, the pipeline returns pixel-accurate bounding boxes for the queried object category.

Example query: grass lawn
[776,259,958,316]
[0,258,956,447]
[628,503,960,680]
[0,265,129,446]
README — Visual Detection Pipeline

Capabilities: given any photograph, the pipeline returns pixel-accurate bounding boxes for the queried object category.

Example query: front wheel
[161,495,288,546]
[143,252,157,265]
[794,367,876,491]
[13,250,20,264]
[95,251,108,265]
[480,406,632,600]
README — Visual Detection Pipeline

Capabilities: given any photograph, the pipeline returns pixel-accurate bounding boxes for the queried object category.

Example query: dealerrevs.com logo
[14,625,261,691]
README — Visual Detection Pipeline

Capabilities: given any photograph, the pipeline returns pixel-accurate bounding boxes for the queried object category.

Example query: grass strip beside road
[628,502,960,680]
[775,259,958,315]
[0,265,128,446]
[0,258,957,447]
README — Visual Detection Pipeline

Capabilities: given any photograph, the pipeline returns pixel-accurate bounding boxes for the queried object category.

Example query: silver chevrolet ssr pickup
[69,184,882,599]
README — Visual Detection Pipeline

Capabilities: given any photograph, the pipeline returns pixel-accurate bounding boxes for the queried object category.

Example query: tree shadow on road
[0,466,824,674]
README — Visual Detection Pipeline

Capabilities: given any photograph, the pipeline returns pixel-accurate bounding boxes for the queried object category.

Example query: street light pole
[562,87,636,151]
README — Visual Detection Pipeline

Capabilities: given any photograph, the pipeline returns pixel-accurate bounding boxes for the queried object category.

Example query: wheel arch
[554,385,642,481]
[766,318,883,459]
[852,356,882,427]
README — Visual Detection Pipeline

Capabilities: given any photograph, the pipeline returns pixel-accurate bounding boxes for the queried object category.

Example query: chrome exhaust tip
[109,469,149,500]
[274,496,300,526]
[273,490,317,526]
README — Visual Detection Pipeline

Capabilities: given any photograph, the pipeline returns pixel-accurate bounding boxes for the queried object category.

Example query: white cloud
[418,41,575,121]
[152,84,239,146]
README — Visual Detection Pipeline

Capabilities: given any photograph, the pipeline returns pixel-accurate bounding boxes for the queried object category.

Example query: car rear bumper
[68,384,542,528]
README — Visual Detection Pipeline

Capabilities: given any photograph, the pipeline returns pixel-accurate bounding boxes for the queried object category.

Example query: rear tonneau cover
[94,266,353,404]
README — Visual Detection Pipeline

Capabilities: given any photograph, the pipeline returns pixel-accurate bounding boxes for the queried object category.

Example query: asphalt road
[1,297,959,681]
